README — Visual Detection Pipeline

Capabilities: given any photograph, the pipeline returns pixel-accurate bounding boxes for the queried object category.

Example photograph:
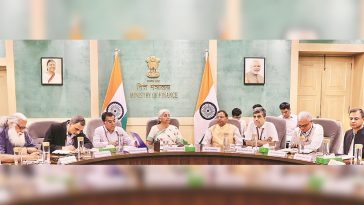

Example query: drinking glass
[42,142,50,164]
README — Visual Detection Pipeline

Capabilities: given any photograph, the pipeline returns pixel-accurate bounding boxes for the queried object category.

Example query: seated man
[231,108,247,135]
[0,113,38,155]
[290,111,323,151]
[245,107,278,147]
[93,112,135,148]
[343,108,364,156]
[278,102,297,143]
[202,110,243,148]
[44,115,93,152]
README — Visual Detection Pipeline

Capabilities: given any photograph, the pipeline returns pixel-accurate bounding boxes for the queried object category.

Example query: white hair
[158,109,170,118]
[298,111,313,121]
[0,116,7,128]
[7,112,27,125]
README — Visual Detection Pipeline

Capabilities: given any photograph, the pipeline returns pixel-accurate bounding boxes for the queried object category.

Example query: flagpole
[204,49,209,62]
[114,48,120,57]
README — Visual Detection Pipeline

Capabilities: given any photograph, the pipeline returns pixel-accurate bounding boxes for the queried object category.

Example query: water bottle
[77,137,84,160]
[117,133,124,153]
[298,135,305,154]
[354,144,363,165]
[252,133,258,151]
[321,138,330,155]
[13,147,22,165]
[223,133,229,152]
[42,142,50,164]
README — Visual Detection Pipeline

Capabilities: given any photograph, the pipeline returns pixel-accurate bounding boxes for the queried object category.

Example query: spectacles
[253,115,263,119]
[298,122,310,128]
[16,123,27,130]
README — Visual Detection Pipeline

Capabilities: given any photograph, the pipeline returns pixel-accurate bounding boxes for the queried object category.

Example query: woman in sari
[42,59,61,84]
[146,109,184,146]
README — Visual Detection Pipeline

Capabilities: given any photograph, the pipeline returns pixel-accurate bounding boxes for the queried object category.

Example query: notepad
[58,156,77,164]
[52,150,72,155]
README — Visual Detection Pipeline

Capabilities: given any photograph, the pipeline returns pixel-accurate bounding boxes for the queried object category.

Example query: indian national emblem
[146,56,160,78]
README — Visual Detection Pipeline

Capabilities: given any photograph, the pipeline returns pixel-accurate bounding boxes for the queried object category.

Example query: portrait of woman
[41,57,63,85]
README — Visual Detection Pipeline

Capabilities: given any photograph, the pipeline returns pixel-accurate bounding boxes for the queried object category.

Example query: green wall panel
[217,40,291,117]
[98,40,208,117]
[243,0,359,39]
[14,40,90,118]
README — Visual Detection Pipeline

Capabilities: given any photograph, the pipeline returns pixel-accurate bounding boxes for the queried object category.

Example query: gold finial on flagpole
[204,49,209,62]
[114,48,120,56]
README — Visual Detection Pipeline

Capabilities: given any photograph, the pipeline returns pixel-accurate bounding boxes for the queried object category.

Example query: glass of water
[13,147,23,165]
[77,137,84,160]
[42,142,51,164]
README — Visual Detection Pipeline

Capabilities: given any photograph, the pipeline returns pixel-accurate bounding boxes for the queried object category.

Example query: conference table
[68,151,316,165]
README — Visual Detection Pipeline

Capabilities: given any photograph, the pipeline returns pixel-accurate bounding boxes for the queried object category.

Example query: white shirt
[278,114,297,142]
[245,121,279,142]
[65,124,75,146]
[65,134,74,146]
[93,126,135,148]
[291,123,324,151]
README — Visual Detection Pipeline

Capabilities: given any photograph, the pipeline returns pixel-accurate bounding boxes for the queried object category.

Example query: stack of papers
[52,150,72,155]
[300,149,314,154]
[279,148,298,154]
[337,155,354,160]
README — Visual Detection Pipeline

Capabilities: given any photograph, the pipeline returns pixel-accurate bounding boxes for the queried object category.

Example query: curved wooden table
[70,152,315,165]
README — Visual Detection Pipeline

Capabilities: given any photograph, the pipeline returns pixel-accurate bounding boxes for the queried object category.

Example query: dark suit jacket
[44,121,93,152]
[343,127,364,156]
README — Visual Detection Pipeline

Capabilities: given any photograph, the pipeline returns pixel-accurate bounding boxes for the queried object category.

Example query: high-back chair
[312,118,342,154]
[27,121,58,145]
[265,116,287,149]
[208,119,242,135]
[145,118,180,138]
[85,118,121,143]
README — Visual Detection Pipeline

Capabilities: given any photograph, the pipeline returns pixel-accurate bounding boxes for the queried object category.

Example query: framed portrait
[244,57,265,85]
[41,57,63,85]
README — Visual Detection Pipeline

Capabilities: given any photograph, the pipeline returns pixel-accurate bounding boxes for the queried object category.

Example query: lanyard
[103,126,111,142]
[256,127,265,140]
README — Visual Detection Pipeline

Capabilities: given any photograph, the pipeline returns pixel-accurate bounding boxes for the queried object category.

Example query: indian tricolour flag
[193,50,219,144]
[102,49,128,129]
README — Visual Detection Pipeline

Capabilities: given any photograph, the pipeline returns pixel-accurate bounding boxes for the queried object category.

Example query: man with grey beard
[0,113,38,155]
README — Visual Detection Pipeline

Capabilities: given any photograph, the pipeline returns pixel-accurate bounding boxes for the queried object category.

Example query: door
[297,57,323,118]
[0,67,9,115]
[298,56,352,130]
[321,57,352,129]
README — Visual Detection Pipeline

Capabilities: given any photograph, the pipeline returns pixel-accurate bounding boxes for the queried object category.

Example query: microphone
[115,130,123,145]
[199,134,205,145]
